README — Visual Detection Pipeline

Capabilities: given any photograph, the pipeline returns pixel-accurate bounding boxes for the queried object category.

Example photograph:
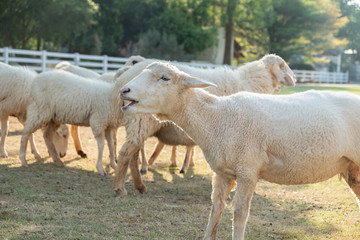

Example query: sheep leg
[113,141,145,196]
[19,111,45,166]
[232,177,257,240]
[105,128,116,170]
[189,146,195,166]
[180,146,193,174]
[342,161,360,209]
[140,145,147,174]
[111,128,117,161]
[204,173,236,240]
[19,132,30,167]
[170,146,177,167]
[43,122,64,167]
[148,140,165,165]
[71,125,87,158]
[19,120,41,159]
[0,117,9,158]
[28,133,41,159]
[129,149,146,193]
[95,132,106,176]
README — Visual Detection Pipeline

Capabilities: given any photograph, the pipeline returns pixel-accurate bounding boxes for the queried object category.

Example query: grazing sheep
[119,62,360,240]
[55,61,147,166]
[19,70,124,175]
[55,61,116,158]
[0,62,69,160]
[112,54,296,195]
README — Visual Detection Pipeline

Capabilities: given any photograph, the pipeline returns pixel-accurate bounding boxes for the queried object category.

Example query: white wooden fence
[293,69,349,84]
[0,47,218,73]
[0,47,129,73]
[0,47,350,83]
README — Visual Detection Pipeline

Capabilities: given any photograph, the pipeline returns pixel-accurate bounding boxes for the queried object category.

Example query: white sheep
[54,61,147,168]
[112,54,296,194]
[19,69,124,175]
[116,56,197,174]
[55,61,111,158]
[0,62,69,161]
[119,62,360,240]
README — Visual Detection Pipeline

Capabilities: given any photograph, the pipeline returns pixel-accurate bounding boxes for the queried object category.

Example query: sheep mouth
[121,99,139,110]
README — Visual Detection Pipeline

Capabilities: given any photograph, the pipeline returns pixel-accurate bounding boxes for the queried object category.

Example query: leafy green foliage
[134,29,193,61]
[338,0,360,60]
[0,0,358,64]
[0,0,97,50]
[264,0,347,61]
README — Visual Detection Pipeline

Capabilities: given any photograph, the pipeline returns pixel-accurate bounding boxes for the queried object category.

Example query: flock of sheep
[1,54,360,240]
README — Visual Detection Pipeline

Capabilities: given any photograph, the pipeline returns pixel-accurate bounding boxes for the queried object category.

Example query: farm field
[1,84,360,240]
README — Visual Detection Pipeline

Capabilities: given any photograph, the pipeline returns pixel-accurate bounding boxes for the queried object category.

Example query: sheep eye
[132,60,138,65]
[160,76,170,81]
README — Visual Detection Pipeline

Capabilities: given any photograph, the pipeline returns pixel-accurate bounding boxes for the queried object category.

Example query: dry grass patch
[1,84,360,239]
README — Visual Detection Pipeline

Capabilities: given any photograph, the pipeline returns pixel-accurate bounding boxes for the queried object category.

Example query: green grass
[280,84,360,95]
[1,84,360,240]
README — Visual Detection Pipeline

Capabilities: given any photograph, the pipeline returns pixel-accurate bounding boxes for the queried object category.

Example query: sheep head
[261,54,296,92]
[124,55,146,66]
[119,62,216,115]
[53,124,69,158]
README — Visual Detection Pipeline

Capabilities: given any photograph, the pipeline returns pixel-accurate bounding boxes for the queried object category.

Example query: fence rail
[293,69,349,84]
[0,47,128,73]
[0,47,220,73]
[0,47,350,83]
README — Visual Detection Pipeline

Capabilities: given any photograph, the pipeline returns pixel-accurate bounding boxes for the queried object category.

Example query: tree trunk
[223,0,236,65]
[37,35,42,51]
[223,17,233,65]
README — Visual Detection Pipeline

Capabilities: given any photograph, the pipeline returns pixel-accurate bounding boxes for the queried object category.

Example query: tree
[264,0,347,61]
[338,0,360,60]
[154,0,216,55]
[222,0,238,65]
[0,0,98,50]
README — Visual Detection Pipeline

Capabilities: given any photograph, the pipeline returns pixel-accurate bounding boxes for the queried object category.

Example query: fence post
[4,47,9,64]
[41,50,47,71]
[74,52,80,66]
[103,55,108,73]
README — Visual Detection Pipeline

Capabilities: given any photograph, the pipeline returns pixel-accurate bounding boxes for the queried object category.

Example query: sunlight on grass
[280,84,360,95]
[1,85,360,239]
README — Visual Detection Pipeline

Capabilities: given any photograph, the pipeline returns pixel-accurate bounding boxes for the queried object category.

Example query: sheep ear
[114,66,131,80]
[182,76,217,89]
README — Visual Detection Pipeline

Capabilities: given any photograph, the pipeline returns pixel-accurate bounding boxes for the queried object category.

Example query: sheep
[19,69,126,175]
[55,61,98,158]
[119,61,360,240]
[116,56,198,174]
[0,62,69,161]
[54,61,147,168]
[112,54,296,195]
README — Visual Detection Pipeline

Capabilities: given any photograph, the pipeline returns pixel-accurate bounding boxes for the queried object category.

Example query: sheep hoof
[114,188,127,197]
[180,169,185,174]
[33,153,42,160]
[140,169,147,175]
[0,152,8,158]
[97,170,107,176]
[110,163,117,170]
[136,184,147,193]
[55,161,65,167]
[78,150,87,158]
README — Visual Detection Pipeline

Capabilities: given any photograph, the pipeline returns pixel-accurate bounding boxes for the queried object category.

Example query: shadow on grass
[0,162,345,240]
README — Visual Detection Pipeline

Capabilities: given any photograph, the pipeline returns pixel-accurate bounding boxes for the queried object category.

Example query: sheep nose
[120,87,131,94]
